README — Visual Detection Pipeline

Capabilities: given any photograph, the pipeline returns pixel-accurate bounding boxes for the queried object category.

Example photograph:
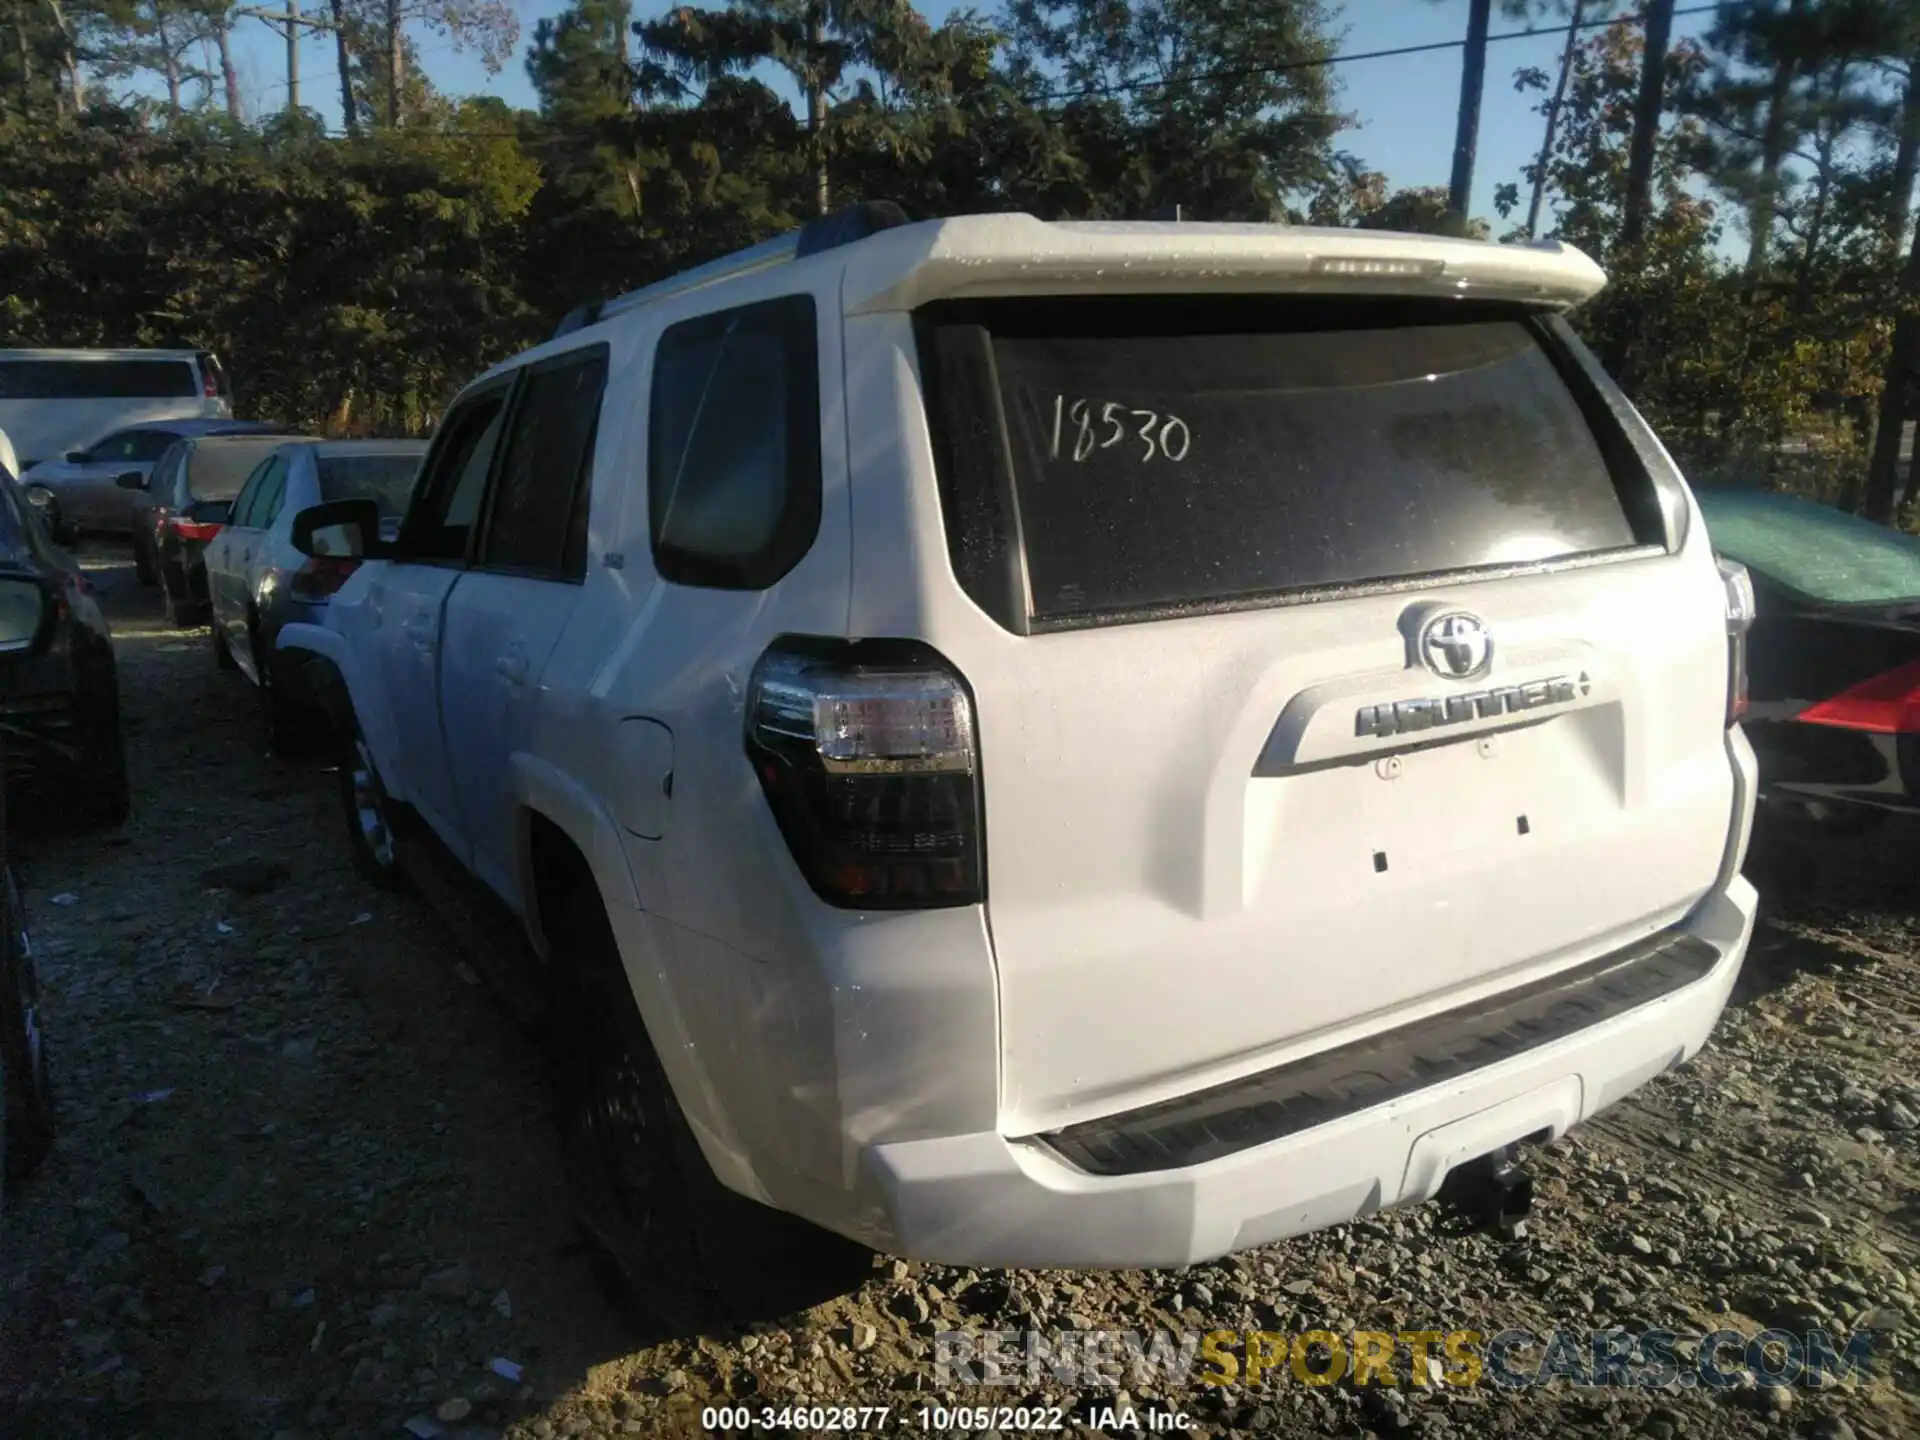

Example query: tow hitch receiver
[1438,1144,1535,1239]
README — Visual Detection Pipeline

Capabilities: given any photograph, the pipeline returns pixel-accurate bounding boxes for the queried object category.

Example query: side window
[247,459,287,529]
[648,294,821,589]
[228,460,273,529]
[89,430,141,462]
[479,348,608,580]
[128,430,179,462]
[262,462,293,528]
[147,447,183,498]
[400,387,511,563]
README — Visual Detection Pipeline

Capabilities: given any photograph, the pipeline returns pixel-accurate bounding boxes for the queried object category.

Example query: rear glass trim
[914,296,1671,635]
[1024,544,1669,634]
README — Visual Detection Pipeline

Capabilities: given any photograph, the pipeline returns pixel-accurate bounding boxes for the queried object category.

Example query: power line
[1030,2,1723,104]
[257,2,1725,140]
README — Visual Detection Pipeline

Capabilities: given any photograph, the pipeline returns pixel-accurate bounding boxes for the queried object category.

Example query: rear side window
[0,358,199,399]
[481,348,608,579]
[401,388,510,562]
[227,458,273,527]
[319,454,423,518]
[90,429,180,463]
[239,458,287,528]
[146,445,185,500]
[916,296,1654,631]
[187,440,293,501]
[648,295,820,589]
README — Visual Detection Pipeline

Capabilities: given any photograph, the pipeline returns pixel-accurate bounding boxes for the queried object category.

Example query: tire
[339,715,406,891]
[2,867,55,1187]
[548,886,869,1331]
[260,666,315,758]
[159,570,185,627]
[211,619,238,671]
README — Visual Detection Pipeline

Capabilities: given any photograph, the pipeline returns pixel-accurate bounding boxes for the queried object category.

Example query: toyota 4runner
[278,206,1760,1321]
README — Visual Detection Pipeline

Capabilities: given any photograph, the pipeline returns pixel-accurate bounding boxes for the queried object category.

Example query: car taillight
[1720,558,1755,726]
[289,555,360,604]
[1797,657,1920,735]
[203,371,220,399]
[745,639,984,909]
[170,517,222,543]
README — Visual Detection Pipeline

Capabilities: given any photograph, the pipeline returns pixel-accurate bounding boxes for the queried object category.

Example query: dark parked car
[1,468,55,1199]
[20,417,285,542]
[1698,487,1920,830]
[1,830,53,1198]
[0,467,128,824]
[149,432,311,624]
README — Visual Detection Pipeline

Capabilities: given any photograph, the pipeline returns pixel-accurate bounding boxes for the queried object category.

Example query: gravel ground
[1,545,1916,1440]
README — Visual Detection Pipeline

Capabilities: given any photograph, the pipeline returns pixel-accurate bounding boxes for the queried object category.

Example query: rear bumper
[858,877,1755,1269]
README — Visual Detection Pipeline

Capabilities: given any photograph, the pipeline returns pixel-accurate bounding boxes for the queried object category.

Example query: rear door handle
[495,655,529,685]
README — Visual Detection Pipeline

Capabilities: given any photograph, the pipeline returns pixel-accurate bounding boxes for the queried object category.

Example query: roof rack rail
[551,199,913,340]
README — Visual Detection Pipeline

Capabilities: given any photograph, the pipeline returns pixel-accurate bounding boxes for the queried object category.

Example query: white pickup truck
[278,206,1760,1328]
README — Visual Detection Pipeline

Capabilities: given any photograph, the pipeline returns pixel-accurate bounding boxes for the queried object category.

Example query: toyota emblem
[1419,611,1494,680]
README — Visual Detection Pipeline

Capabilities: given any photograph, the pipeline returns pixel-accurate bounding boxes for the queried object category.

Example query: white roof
[841,215,1607,313]
[476,214,1609,393]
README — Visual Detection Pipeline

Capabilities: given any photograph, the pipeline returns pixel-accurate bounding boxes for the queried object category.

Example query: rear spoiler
[842,216,1608,315]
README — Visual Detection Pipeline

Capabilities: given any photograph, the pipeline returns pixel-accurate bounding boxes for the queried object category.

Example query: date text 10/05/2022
[700,1405,1196,1433]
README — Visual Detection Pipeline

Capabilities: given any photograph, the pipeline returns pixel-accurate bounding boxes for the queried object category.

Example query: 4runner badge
[1355,672,1593,739]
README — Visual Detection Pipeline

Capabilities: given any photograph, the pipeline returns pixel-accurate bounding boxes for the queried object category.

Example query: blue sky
[198,0,1717,231]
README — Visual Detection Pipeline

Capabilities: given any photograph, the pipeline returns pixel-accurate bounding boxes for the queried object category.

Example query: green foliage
[999,0,1347,220]
[0,106,541,434]
[0,0,1911,526]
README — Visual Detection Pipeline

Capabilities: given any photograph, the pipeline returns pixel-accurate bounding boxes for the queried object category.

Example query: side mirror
[115,470,145,490]
[291,498,389,560]
[0,576,50,655]
[65,450,91,464]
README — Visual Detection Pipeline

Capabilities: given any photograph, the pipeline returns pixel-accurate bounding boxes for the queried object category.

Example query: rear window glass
[188,439,297,500]
[1698,488,1920,605]
[917,296,1646,627]
[320,454,423,518]
[0,358,199,399]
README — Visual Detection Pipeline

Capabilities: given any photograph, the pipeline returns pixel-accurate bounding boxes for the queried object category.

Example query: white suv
[279,207,1759,1320]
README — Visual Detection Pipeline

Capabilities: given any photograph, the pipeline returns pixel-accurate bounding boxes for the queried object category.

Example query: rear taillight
[289,555,361,604]
[169,517,222,543]
[1797,657,1920,735]
[1720,558,1755,726]
[745,639,983,909]
[202,370,219,399]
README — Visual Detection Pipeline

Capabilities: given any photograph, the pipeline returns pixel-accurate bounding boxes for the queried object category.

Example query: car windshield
[1696,488,1920,606]
[187,438,301,501]
[319,453,422,518]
